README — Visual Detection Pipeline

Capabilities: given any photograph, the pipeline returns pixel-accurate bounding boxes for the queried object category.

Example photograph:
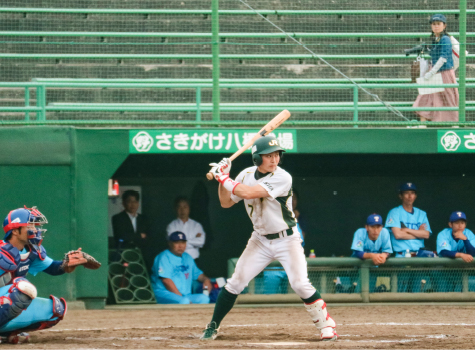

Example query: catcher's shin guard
[0,277,36,327]
[10,295,67,335]
[304,299,338,341]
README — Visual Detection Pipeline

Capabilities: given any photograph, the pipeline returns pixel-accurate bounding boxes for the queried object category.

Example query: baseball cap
[399,182,417,192]
[449,211,467,222]
[169,231,187,241]
[430,14,447,23]
[366,214,383,226]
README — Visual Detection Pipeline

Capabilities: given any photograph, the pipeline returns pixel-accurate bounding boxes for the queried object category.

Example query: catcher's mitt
[61,248,101,270]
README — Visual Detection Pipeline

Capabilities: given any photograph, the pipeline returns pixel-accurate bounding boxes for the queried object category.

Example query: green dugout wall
[0,126,474,307]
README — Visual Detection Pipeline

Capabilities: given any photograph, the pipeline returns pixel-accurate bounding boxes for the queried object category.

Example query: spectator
[385,182,431,258]
[166,196,205,260]
[437,211,475,262]
[151,232,212,304]
[112,190,149,250]
[413,13,458,122]
[351,214,392,265]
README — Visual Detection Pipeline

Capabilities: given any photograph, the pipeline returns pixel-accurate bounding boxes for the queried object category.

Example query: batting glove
[208,162,240,193]
[209,158,231,175]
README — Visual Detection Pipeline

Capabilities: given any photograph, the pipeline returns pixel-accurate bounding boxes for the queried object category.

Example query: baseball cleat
[200,321,219,340]
[320,327,338,341]
[0,332,30,344]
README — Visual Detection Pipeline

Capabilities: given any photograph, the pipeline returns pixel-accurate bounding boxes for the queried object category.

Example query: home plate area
[13,304,475,349]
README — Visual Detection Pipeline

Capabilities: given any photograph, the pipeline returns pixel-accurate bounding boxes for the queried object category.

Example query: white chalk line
[48,322,475,333]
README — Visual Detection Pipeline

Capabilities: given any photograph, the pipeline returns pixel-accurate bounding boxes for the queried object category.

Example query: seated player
[0,206,100,343]
[151,232,213,304]
[437,211,475,262]
[351,214,392,265]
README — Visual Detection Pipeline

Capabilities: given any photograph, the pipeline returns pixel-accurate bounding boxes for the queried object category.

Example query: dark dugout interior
[113,153,475,277]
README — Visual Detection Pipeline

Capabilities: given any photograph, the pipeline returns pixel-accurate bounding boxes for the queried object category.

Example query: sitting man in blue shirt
[151,231,213,304]
[351,214,393,265]
[437,211,475,263]
[385,183,431,258]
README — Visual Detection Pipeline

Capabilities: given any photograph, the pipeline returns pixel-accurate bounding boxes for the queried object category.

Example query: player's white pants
[226,230,316,299]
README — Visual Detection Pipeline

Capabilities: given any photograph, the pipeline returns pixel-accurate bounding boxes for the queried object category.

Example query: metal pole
[353,86,358,127]
[459,0,467,122]
[24,87,30,121]
[196,87,201,127]
[211,0,220,122]
[360,264,370,303]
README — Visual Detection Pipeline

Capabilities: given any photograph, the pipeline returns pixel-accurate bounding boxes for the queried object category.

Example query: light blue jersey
[385,205,431,252]
[351,228,393,254]
[436,228,475,254]
[151,249,202,296]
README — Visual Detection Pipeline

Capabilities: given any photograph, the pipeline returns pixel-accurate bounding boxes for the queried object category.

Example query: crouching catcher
[0,206,101,343]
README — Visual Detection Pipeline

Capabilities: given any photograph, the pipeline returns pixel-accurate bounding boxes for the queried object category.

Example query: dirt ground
[7,303,475,349]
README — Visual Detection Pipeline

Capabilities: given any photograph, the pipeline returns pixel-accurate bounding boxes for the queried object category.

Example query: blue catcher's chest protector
[13,245,46,279]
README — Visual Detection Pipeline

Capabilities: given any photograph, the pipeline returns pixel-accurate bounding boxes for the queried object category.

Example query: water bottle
[203,286,209,296]
[309,249,316,258]
[404,249,411,258]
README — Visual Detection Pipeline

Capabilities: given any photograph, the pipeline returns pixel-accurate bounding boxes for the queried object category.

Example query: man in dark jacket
[112,190,150,253]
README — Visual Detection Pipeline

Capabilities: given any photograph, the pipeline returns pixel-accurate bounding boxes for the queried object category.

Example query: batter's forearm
[218,183,235,208]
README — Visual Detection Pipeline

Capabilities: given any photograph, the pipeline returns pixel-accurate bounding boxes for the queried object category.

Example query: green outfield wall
[1,126,475,307]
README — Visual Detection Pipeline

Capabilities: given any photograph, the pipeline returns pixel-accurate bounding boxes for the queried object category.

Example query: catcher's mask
[3,206,48,247]
[251,135,286,167]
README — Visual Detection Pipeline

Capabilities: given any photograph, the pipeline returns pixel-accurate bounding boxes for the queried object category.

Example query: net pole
[212,0,220,122]
[459,0,467,122]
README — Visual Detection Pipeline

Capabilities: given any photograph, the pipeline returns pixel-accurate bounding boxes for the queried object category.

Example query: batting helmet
[3,206,48,245]
[251,135,286,166]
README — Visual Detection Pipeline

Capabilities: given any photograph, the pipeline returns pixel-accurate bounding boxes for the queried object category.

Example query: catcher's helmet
[251,135,286,166]
[3,206,48,245]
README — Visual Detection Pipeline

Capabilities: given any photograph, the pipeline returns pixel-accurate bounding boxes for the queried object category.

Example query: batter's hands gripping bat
[206,109,291,180]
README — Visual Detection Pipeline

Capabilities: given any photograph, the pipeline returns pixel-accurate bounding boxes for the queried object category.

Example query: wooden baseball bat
[206,109,291,180]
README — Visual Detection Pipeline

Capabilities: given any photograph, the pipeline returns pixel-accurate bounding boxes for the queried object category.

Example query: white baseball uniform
[226,166,316,299]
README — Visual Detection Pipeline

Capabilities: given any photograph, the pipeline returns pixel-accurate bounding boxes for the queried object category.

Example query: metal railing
[1,80,474,126]
[0,4,472,124]
[228,257,475,303]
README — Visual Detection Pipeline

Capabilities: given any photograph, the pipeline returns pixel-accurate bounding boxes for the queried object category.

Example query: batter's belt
[263,228,294,240]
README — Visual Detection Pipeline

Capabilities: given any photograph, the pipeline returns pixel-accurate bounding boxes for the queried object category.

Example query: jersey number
[247,204,254,217]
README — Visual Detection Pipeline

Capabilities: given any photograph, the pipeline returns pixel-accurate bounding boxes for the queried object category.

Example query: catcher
[0,206,100,344]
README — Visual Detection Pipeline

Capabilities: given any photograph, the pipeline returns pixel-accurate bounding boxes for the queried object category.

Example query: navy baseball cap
[169,231,187,241]
[399,182,417,192]
[430,14,447,23]
[449,211,467,222]
[367,214,383,226]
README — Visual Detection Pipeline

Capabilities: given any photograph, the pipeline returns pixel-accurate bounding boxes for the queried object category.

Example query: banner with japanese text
[129,129,297,154]
[438,130,475,153]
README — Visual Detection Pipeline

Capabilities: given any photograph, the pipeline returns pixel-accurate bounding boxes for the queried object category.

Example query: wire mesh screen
[243,264,475,295]
[0,0,473,122]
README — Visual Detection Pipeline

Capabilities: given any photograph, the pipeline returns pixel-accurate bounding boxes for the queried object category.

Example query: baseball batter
[0,206,100,343]
[200,135,338,341]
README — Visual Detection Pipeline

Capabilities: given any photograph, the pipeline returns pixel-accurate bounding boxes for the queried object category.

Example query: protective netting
[0,0,473,122]
[246,264,475,295]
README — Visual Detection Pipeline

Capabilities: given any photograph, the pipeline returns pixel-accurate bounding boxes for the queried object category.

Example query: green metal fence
[228,257,475,303]
[0,2,473,125]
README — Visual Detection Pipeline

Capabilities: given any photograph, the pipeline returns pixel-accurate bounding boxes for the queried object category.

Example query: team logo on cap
[374,216,380,222]
[132,131,154,152]
[441,131,461,151]
[269,140,278,146]
[457,212,462,217]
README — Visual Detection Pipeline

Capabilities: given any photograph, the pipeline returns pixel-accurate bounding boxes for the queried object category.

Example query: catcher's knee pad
[304,299,336,330]
[0,278,36,326]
